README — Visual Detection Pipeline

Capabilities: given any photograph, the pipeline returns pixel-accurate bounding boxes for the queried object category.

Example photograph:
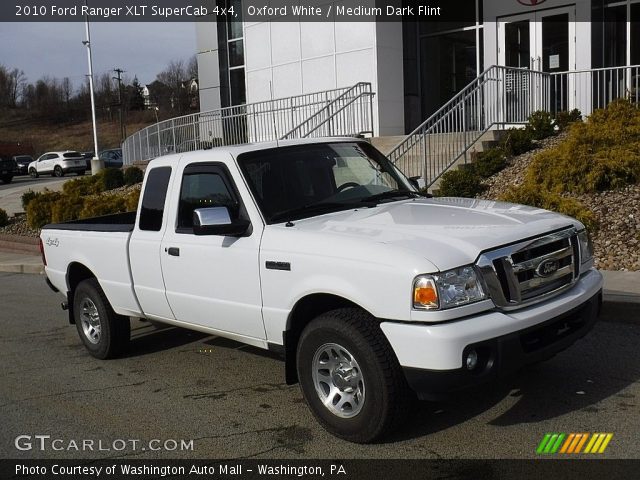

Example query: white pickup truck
[41,138,603,443]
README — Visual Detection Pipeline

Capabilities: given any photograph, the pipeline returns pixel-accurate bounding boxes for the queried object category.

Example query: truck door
[129,164,176,321]
[160,162,266,340]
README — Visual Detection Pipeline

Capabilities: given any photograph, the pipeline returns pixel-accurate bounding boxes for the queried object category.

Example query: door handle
[166,247,180,257]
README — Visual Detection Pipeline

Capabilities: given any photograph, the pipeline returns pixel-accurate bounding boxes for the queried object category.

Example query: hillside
[0,111,157,155]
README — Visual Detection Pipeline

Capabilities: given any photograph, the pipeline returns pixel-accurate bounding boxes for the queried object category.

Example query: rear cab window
[139,167,172,231]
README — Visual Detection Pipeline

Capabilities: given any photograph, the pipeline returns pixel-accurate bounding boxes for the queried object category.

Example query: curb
[0,263,44,275]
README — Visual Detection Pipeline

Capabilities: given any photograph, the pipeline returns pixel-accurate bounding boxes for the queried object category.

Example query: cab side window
[177,164,241,233]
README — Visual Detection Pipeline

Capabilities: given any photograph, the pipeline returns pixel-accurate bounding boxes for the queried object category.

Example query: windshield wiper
[359,189,421,204]
[271,201,376,223]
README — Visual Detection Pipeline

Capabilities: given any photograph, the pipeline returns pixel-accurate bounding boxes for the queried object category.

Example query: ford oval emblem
[536,259,559,277]
[517,0,547,5]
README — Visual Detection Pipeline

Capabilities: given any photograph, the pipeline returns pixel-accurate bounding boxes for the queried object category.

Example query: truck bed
[41,211,142,318]
[42,211,136,232]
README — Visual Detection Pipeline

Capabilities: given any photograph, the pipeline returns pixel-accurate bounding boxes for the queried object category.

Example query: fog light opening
[465,349,479,371]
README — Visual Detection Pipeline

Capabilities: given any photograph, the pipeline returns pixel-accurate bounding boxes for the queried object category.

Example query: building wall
[242,18,404,136]
[196,21,222,112]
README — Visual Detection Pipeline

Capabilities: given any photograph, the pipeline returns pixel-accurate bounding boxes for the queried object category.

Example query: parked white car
[40,138,602,443]
[28,151,86,178]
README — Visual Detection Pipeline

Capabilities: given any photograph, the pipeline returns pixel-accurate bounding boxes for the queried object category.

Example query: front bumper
[380,269,603,399]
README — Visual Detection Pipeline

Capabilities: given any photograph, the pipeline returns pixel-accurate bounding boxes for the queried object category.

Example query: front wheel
[296,308,411,443]
[29,168,38,178]
[73,278,130,359]
[53,166,64,177]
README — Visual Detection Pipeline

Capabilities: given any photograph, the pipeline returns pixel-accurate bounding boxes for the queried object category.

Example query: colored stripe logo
[537,433,613,454]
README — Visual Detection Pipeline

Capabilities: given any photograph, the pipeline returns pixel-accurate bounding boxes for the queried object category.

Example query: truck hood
[289,197,582,271]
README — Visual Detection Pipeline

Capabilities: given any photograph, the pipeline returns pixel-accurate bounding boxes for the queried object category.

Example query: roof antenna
[270,81,280,148]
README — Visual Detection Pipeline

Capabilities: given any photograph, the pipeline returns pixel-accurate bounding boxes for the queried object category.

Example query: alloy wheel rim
[312,343,365,418]
[80,298,101,344]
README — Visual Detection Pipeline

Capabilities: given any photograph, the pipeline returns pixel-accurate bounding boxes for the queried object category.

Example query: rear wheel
[0,175,12,184]
[77,170,86,176]
[53,166,64,177]
[29,168,38,178]
[296,308,411,443]
[73,278,130,359]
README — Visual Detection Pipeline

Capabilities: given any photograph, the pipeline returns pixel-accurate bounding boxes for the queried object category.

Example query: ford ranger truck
[40,138,602,443]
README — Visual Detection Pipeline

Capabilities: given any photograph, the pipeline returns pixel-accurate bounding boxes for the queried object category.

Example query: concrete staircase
[372,129,505,191]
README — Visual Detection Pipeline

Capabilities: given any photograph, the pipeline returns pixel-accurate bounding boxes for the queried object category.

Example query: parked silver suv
[28,151,86,178]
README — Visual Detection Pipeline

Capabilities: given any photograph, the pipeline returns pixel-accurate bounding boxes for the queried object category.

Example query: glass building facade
[404,0,640,132]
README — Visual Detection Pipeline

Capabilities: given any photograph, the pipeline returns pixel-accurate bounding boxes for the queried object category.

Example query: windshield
[237,142,417,223]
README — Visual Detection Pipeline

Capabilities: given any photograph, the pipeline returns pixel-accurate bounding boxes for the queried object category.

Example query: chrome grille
[477,228,579,309]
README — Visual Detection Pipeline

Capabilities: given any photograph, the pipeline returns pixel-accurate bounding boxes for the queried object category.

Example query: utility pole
[83,0,102,175]
[113,68,126,142]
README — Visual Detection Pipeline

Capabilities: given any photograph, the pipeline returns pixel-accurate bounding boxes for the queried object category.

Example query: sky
[0,22,196,87]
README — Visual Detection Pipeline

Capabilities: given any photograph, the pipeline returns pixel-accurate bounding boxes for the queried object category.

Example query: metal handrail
[280,82,373,139]
[302,92,376,138]
[387,64,640,188]
[122,82,375,164]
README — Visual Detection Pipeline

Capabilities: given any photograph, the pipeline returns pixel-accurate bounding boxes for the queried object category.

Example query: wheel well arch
[65,262,98,324]
[283,293,369,385]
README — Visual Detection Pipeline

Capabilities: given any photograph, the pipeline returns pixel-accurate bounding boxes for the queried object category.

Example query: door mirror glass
[193,207,250,236]
[194,206,232,227]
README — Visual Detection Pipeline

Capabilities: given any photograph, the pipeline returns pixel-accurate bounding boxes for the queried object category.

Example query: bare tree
[62,77,73,107]
[156,59,188,113]
[187,55,198,80]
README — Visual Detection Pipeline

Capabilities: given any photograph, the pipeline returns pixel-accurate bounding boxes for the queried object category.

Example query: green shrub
[472,148,507,178]
[0,208,8,227]
[80,194,127,219]
[123,166,144,186]
[528,110,555,140]
[125,189,141,211]
[26,191,62,229]
[500,127,534,156]
[51,194,85,224]
[21,190,39,210]
[554,109,582,131]
[522,99,640,194]
[62,175,102,196]
[500,184,597,231]
[94,168,124,191]
[437,169,485,198]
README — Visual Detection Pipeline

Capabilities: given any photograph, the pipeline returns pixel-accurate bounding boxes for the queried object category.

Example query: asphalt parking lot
[0,175,75,192]
[1,272,639,460]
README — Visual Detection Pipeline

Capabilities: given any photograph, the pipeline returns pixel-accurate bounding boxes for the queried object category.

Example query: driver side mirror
[193,207,250,237]
[408,176,423,190]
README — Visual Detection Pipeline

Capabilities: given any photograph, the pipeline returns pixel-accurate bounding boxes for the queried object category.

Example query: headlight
[413,265,486,310]
[577,230,593,264]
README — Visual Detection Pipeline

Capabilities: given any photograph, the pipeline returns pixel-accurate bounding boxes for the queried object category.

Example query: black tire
[73,278,130,359]
[53,166,64,177]
[77,170,86,176]
[1,175,12,184]
[29,168,38,178]
[296,308,411,443]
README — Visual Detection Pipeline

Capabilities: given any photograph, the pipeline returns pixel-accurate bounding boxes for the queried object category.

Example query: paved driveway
[1,272,639,460]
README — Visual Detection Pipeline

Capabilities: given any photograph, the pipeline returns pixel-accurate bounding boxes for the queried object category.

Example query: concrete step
[0,234,40,255]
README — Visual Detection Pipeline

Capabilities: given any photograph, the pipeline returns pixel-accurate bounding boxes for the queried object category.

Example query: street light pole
[83,1,103,174]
